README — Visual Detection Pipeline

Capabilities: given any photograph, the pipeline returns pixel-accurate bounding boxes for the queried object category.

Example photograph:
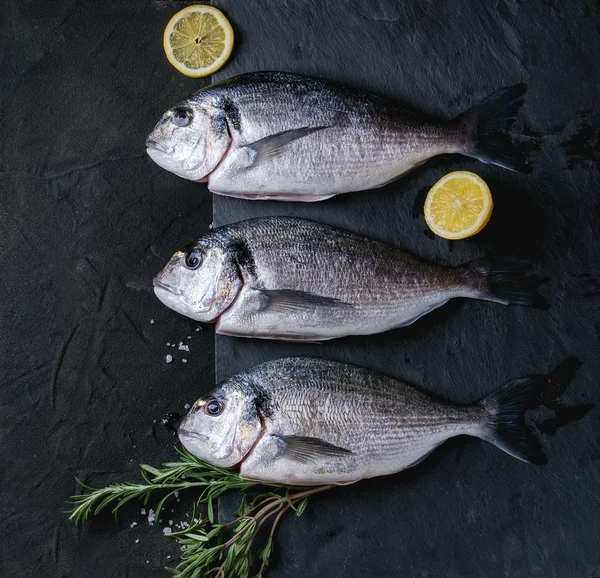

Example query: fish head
[146,95,230,181]
[153,235,242,322]
[178,380,262,468]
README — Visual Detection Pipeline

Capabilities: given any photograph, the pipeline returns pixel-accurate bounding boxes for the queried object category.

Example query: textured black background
[1,1,599,577]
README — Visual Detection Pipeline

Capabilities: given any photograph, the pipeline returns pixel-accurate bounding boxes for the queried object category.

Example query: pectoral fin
[277,435,354,464]
[245,126,330,166]
[258,289,353,314]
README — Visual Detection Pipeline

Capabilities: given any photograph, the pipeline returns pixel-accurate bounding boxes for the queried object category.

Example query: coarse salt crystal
[166,354,173,363]
[150,319,154,324]
[169,520,173,525]
[163,527,172,535]
[141,508,146,515]
[130,522,137,528]
[148,509,155,525]
[187,336,192,339]
[135,539,139,544]
[182,359,187,363]
[178,344,189,351]
[184,404,190,410]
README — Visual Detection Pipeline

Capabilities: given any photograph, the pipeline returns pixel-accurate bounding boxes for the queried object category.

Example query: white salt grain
[169,520,173,526]
[182,359,187,363]
[178,344,189,351]
[150,319,154,324]
[163,527,172,535]
[148,509,155,525]
[135,539,139,544]
[141,508,146,515]
[184,403,190,410]
[130,522,138,528]
[166,354,173,363]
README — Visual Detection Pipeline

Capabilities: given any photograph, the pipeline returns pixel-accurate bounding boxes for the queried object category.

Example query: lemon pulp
[424,171,493,240]
[163,6,234,78]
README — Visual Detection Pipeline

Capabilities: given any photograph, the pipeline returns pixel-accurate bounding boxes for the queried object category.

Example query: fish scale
[153,216,543,340]
[178,357,551,485]
[146,71,528,200]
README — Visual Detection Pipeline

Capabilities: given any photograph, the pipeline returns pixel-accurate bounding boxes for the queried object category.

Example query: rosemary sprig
[68,447,332,577]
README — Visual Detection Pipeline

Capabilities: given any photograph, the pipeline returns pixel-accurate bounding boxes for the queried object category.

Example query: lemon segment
[424,171,493,240]
[163,5,234,78]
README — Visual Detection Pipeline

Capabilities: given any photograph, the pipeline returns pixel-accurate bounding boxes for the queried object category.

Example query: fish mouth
[153,278,182,296]
[146,137,173,155]
[178,428,208,441]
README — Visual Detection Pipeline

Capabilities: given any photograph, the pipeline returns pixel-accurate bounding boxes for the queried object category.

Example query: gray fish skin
[178,357,546,485]
[146,72,527,201]
[153,217,543,341]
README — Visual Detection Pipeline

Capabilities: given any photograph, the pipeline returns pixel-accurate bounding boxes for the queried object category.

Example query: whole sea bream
[146,72,527,201]
[153,217,544,341]
[178,357,553,485]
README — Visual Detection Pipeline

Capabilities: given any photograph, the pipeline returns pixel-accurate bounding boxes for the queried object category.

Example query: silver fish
[178,357,549,485]
[146,71,527,202]
[153,217,544,341]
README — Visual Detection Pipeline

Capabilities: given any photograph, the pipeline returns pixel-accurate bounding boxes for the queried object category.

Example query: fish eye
[184,250,202,270]
[205,399,223,416]
[172,109,192,127]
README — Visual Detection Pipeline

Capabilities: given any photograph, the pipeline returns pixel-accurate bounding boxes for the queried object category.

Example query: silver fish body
[153,217,543,341]
[178,357,547,485]
[146,72,527,201]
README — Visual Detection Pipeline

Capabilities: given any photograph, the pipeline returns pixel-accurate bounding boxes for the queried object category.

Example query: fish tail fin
[476,376,547,464]
[454,83,529,171]
[464,257,548,308]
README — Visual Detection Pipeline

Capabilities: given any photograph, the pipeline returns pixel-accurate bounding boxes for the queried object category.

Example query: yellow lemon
[424,171,493,240]
[163,5,234,78]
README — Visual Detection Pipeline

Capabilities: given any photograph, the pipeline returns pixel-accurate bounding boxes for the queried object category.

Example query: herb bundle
[68,447,332,577]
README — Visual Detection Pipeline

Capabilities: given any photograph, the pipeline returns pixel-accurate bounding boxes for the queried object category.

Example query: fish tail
[476,376,547,464]
[454,83,529,171]
[464,257,548,308]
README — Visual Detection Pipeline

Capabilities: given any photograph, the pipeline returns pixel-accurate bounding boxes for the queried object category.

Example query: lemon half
[163,5,234,78]
[424,171,493,240]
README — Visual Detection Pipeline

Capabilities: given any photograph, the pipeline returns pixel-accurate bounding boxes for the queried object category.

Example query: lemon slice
[163,5,234,78]
[424,171,493,240]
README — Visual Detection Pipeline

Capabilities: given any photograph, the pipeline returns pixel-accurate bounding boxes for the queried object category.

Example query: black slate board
[212,1,600,577]
[1,0,599,577]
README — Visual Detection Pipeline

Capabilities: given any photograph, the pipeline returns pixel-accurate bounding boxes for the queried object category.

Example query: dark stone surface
[0,2,215,576]
[1,0,598,577]
[212,1,600,577]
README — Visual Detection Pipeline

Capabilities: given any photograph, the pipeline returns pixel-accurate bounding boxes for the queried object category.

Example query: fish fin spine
[277,435,354,464]
[453,83,530,172]
[465,257,548,308]
[477,376,547,465]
